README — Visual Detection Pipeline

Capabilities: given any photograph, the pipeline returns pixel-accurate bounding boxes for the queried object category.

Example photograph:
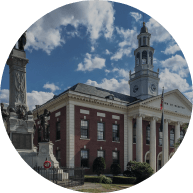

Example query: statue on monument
[37,109,51,142]
[1,103,9,121]
[18,31,27,51]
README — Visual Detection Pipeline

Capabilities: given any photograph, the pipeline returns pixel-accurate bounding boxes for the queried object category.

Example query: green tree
[123,161,153,184]
[93,157,106,176]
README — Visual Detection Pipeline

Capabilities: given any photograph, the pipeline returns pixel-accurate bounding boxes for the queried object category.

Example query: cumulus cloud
[43,83,60,92]
[0,89,54,110]
[111,27,138,61]
[160,54,189,77]
[105,49,112,55]
[146,18,171,44]
[0,89,9,104]
[91,46,95,52]
[162,44,180,55]
[130,12,142,22]
[112,68,129,79]
[159,68,191,93]
[184,91,193,103]
[26,1,115,54]
[77,53,106,71]
[86,78,129,95]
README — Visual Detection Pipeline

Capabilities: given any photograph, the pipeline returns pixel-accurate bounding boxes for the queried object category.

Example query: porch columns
[127,117,133,162]
[175,122,181,143]
[136,114,144,162]
[150,117,157,173]
[162,119,170,166]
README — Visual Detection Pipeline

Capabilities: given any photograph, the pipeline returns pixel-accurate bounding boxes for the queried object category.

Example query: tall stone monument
[6,32,37,167]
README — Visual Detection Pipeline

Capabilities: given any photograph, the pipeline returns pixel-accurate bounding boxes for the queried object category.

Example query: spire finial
[143,21,145,26]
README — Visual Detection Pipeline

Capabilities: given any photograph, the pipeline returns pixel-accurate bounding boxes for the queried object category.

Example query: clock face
[133,85,139,93]
[151,84,156,92]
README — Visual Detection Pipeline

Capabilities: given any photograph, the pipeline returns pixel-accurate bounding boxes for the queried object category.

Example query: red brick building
[33,23,191,174]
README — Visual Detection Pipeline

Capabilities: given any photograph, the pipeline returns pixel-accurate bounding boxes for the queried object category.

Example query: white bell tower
[129,22,160,100]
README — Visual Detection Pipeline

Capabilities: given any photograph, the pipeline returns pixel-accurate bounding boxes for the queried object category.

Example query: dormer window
[106,95,114,100]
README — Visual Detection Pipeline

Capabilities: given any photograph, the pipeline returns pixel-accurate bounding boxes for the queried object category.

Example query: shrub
[123,161,154,184]
[99,175,112,184]
[93,157,106,176]
[84,176,100,183]
[113,176,136,184]
[110,163,121,176]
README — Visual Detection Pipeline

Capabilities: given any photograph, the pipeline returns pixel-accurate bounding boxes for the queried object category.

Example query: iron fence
[33,166,85,187]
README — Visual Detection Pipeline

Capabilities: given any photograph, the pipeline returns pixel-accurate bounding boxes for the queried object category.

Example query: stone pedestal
[37,141,59,167]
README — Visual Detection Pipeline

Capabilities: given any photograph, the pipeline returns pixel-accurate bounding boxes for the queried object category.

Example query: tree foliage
[123,161,154,184]
[93,157,106,176]
[110,163,121,176]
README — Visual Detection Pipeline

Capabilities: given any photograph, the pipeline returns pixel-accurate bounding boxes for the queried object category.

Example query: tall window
[97,150,104,158]
[146,125,150,145]
[97,123,104,140]
[149,51,153,65]
[159,127,163,146]
[56,149,61,166]
[139,37,141,47]
[180,130,184,140]
[143,37,146,45]
[81,150,89,168]
[142,51,147,64]
[81,120,89,139]
[112,151,119,164]
[147,37,150,46]
[112,124,119,141]
[56,121,60,140]
[38,127,41,142]
[136,52,140,66]
[133,122,136,143]
[170,129,175,147]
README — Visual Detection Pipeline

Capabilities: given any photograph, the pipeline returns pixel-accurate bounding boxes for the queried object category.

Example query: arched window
[136,52,140,65]
[139,38,141,47]
[147,37,150,46]
[170,129,175,147]
[149,51,153,65]
[146,125,150,145]
[142,51,147,64]
[143,37,146,45]
[159,127,162,146]
[133,122,136,143]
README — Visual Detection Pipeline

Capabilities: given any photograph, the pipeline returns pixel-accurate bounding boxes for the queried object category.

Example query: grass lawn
[76,182,133,192]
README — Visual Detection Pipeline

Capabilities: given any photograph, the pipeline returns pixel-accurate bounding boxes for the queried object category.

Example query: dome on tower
[140,22,148,33]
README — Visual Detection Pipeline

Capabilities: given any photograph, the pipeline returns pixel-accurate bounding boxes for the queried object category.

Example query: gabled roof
[34,83,138,110]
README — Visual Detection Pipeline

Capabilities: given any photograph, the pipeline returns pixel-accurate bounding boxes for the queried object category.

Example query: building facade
[33,23,192,174]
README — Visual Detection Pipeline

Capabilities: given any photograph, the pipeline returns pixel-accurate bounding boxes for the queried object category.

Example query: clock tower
[129,22,160,100]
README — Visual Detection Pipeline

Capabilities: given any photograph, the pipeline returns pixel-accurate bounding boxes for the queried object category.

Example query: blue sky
[0,1,192,110]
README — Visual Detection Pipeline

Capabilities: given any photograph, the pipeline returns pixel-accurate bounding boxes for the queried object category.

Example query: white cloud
[162,44,180,55]
[27,91,54,110]
[26,1,115,54]
[111,27,138,61]
[130,12,142,22]
[0,89,54,110]
[0,89,9,104]
[86,78,129,95]
[160,54,189,77]
[112,68,129,79]
[43,83,60,92]
[105,49,112,55]
[146,18,171,44]
[184,91,193,103]
[105,69,110,74]
[77,53,106,71]
[91,46,95,52]
[159,68,191,93]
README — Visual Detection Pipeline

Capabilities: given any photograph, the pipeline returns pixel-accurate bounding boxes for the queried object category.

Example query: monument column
[127,116,133,162]
[150,117,158,172]
[136,114,144,162]
[162,119,170,166]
